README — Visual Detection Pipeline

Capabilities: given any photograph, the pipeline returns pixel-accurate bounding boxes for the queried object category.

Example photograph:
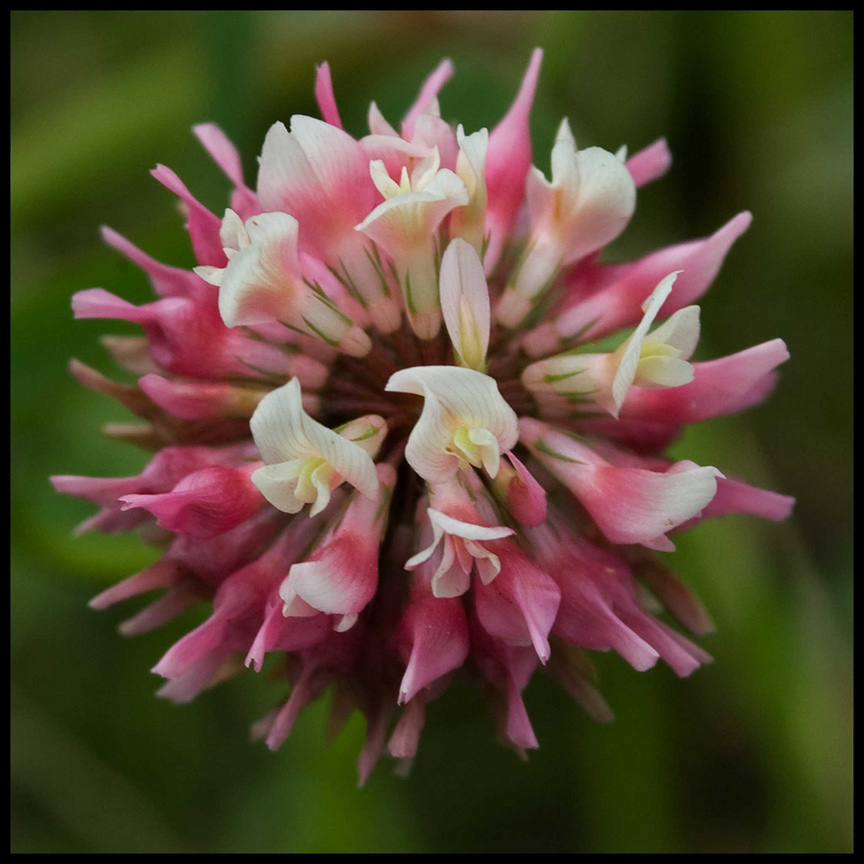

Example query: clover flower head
[55,49,794,784]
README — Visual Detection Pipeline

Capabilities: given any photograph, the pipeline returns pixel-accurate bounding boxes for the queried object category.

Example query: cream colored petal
[368,101,398,136]
[635,355,695,388]
[369,159,402,199]
[219,208,249,254]
[643,304,701,361]
[250,378,380,500]
[386,365,518,483]
[217,211,302,328]
[610,270,681,415]
[439,238,490,370]
[354,170,468,254]
[427,508,514,542]
[557,146,637,264]
[455,125,488,197]
[251,461,305,514]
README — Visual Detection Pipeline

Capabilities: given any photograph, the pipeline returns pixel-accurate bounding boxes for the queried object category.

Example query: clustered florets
[54,50,793,783]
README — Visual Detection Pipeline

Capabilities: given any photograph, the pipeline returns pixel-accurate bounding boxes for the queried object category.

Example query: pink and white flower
[56,50,792,783]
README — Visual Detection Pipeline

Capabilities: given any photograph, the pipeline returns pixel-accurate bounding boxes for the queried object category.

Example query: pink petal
[398,593,469,704]
[88,559,180,610]
[400,58,454,139]
[548,211,753,345]
[100,226,213,303]
[474,540,560,663]
[484,48,543,272]
[626,137,672,188]
[314,62,343,129]
[151,164,227,267]
[502,451,547,527]
[120,464,263,538]
[138,375,265,421]
[619,339,790,424]
[118,584,200,635]
[388,697,427,759]
[192,122,246,187]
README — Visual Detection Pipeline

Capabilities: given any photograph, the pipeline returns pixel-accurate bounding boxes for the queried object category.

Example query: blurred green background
[11,10,852,853]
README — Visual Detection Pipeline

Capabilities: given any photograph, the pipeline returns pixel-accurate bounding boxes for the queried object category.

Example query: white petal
[644,305,701,361]
[431,547,471,598]
[455,124,488,197]
[250,378,380,500]
[558,146,636,263]
[250,378,318,464]
[386,366,518,484]
[368,101,398,136]
[428,508,514,542]
[439,238,490,370]
[217,211,302,327]
[355,169,468,253]
[610,270,681,414]
[369,159,401,199]
[220,208,249,254]
[551,119,578,188]
[288,114,370,202]
[193,265,223,287]
[410,146,441,191]
[251,461,305,514]
[636,355,695,388]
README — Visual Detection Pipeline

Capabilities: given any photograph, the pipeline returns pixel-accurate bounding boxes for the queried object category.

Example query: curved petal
[610,270,680,414]
[439,238,490,370]
[217,212,303,327]
[386,366,518,483]
[250,378,380,501]
[314,62,343,129]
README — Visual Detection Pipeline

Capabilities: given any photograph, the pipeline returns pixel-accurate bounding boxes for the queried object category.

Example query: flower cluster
[54,50,794,783]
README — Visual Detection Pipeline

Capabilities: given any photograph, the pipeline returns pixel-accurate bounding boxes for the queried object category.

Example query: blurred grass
[11,10,852,853]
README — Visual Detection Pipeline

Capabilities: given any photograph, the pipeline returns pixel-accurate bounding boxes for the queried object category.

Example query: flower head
[56,50,793,783]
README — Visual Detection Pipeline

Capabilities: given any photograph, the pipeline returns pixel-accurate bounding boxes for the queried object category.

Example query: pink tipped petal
[151,164,227,267]
[439,238,491,370]
[502,452,547,527]
[705,477,795,521]
[626,138,672,188]
[398,594,469,704]
[521,421,720,546]
[217,211,303,327]
[118,585,200,636]
[192,123,246,188]
[619,339,790,424]
[100,226,212,303]
[388,698,427,759]
[548,211,753,345]
[401,58,454,139]
[89,559,180,610]
[474,541,560,663]
[485,48,543,271]
[257,118,377,252]
[314,62,343,129]
[119,464,263,538]
[280,466,394,618]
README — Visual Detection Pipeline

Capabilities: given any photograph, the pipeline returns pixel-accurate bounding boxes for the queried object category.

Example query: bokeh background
[11,10,853,853]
